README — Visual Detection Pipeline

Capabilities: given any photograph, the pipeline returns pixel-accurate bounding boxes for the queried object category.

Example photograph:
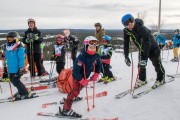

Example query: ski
[166,73,180,78]
[85,91,107,99]
[41,91,107,108]
[26,84,56,92]
[115,78,154,99]
[37,112,118,120]
[0,92,51,104]
[132,77,175,99]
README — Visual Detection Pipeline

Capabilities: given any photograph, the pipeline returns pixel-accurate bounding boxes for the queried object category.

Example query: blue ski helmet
[121,14,134,27]
[102,35,111,43]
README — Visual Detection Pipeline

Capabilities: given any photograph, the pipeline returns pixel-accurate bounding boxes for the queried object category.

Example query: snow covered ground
[0,50,180,120]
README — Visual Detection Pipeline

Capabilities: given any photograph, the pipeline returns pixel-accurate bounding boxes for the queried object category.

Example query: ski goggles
[123,18,135,27]
[102,39,108,43]
[88,40,99,46]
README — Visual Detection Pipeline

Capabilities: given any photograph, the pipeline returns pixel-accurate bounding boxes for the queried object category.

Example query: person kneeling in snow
[98,35,115,83]
[5,31,34,100]
[61,36,101,117]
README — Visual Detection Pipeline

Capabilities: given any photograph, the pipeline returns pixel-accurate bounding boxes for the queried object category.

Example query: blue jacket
[155,34,166,45]
[172,34,180,48]
[5,42,24,73]
[72,49,101,81]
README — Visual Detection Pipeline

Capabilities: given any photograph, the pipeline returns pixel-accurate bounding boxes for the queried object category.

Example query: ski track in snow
[0,50,180,120]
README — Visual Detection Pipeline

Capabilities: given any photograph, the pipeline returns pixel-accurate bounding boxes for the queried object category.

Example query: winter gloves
[79,78,89,86]
[18,68,24,77]
[26,34,39,43]
[79,73,99,86]
[34,34,39,40]
[90,73,99,81]
[125,57,131,66]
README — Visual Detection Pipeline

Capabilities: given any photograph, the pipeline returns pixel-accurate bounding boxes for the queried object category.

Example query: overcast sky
[0,0,180,30]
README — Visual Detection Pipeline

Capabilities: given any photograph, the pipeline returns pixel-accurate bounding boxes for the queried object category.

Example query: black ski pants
[102,63,113,78]
[9,73,28,95]
[27,53,43,77]
[139,47,165,82]
[56,61,65,74]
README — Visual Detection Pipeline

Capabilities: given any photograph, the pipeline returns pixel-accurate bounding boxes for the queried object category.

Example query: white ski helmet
[83,36,99,51]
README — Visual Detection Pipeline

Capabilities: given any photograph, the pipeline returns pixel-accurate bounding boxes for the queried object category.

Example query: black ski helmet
[6,31,20,42]
[175,29,179,33]
[94,22,102,28]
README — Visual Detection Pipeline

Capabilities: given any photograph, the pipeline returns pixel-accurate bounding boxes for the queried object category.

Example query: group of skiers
[0,14,180,118]
[153,29,180,62]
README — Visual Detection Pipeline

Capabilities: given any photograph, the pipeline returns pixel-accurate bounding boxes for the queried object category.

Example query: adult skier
[63,29,79,65]
[23,18,43,77]
[122,14,165,89]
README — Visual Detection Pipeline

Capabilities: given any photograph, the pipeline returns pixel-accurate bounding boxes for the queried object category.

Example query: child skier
[98,35,114,83]
[51,34,66,74]
[171,29,180,62]
[153,32,166,49]
[5,31,33,100]
[60,36,101,117]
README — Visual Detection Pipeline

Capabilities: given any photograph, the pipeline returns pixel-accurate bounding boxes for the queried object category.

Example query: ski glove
[26,38,30,43]
[34,34,39,40]
[50,55,55,61]
[79,78,89,86]
[18,68,24,77]
[125,57,131,66]
[139,60,147,68]
[90,73,99,81]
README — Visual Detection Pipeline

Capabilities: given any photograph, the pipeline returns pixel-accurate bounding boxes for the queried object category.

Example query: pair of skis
[115,74,178,99]
[37,111,118,120]
[0,91,50,104]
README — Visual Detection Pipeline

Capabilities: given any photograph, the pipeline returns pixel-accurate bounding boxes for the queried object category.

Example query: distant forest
[0,29,176,60]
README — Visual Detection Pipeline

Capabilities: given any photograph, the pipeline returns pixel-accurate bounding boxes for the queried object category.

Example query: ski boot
[60,107,82,118]
[98,76,108,82]
[152,79,166,89]
[135,79,147,88]
[104,77,114,84]
[60,97,83,104]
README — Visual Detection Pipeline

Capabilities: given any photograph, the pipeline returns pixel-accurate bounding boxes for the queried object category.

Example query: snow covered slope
[0,50,180,120]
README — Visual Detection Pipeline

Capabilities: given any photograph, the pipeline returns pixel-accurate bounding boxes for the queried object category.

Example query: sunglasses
[88,40,99,46]
[123,18,135,27]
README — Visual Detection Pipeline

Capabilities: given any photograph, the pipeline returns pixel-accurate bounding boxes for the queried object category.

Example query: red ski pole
[83,64,90,111]
[132,67,140,95]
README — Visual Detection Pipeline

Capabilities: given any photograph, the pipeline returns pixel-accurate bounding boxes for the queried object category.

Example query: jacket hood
[134,18,144,28]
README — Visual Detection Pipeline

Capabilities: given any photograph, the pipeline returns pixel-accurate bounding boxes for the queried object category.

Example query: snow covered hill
[0,50,180,120]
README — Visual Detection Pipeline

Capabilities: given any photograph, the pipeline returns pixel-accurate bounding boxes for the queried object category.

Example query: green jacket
[95,28,105,43]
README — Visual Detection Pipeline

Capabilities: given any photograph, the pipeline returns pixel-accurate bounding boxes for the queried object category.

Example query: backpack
[56,68,73,94]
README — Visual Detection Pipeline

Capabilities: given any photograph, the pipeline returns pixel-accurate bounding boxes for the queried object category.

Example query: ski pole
[83,64,90,111]
[176,54,180,73]
[92,63,96,109]
[132,67,140,95]
[9,81,14,102]
[0,84,2,93]
[167,46,169,63]
[129,37,134,94]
